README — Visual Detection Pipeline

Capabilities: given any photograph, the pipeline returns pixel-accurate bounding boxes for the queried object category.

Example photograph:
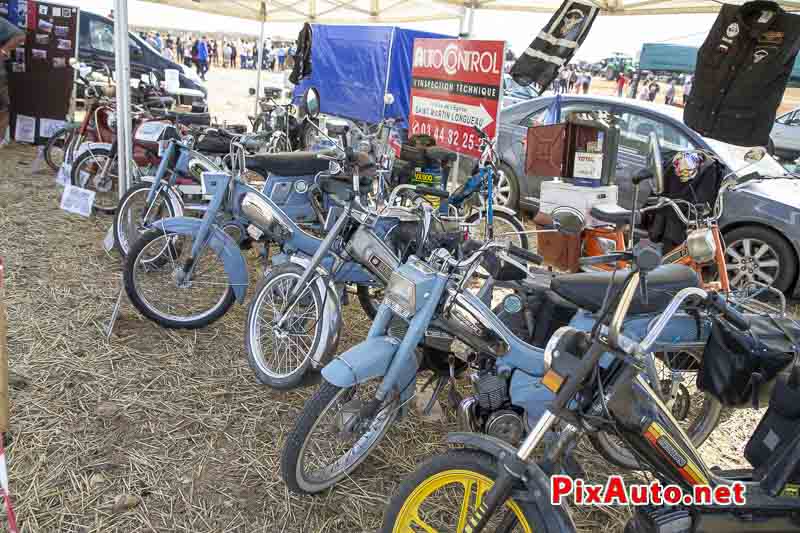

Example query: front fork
[275,204,352,328]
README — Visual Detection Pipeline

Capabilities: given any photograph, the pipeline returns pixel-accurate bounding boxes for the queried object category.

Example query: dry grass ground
[0,67,789,532]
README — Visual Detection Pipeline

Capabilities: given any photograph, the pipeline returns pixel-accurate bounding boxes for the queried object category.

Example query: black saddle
[425,147,458,164]
[161,111,211,127]
[246,151,332,176]
[550,264,700,315]
[590,204,641,227]
[326,123,350,136]
[144,96,174,109]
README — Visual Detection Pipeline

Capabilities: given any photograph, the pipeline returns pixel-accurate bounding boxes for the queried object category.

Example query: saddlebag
[195,130,234,154]
[745,366,800,490]
[697,316,796,407]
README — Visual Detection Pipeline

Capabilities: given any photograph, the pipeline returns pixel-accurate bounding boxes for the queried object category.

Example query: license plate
[247,224,264,240]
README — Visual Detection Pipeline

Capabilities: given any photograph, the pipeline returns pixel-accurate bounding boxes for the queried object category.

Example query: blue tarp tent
[639,42,800,81]
[293,25,451,126]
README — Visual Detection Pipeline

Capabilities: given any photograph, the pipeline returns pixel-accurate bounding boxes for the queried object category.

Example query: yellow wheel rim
[392,469,533,533]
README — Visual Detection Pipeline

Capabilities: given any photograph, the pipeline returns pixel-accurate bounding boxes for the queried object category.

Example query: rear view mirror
[249,88,256,96]
[648,132,664,195]
[304,87,320,119]
[552,207,585,236]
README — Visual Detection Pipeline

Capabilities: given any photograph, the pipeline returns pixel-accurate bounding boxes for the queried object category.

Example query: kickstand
[422,375,448,416]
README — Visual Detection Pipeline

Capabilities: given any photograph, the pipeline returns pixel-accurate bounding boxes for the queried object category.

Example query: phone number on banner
[411,122,480,153]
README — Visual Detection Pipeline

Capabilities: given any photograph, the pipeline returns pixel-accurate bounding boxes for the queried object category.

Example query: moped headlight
[241,192,293,239]
[686,228,716,265]
[386,271,416,319]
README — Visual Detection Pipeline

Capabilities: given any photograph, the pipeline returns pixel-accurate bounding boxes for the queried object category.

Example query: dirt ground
[0,66,787,532]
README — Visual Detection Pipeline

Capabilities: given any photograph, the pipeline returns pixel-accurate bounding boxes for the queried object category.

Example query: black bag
[195,130,232,154]
[698,317,794,407]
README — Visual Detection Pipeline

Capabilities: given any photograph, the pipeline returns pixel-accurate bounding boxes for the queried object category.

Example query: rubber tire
[588,392,725,470]
[465,209,530,251]
[44,125,76,172]
[496,162,521,211]
[356,285,383,320]
[244,263,324,389]
[112,182,179,258]
[70,147,118,214]
[123,229,236,330]
[724,225,797,294]
[380,449,548,533]
[281,379,397,494]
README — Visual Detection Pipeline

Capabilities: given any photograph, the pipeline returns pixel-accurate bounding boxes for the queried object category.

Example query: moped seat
[161,111,211,127]
[550,264,700,315]
[326,123,350,136]
[144,96,175,109]
[590,203,641,227]
[246,151,333,177]
[425,147,458,164]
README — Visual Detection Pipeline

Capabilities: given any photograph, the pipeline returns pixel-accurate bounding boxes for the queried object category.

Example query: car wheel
[494,162,520,210]
[724,225,797,294]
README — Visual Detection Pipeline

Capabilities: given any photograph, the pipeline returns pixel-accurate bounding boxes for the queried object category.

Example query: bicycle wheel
[44,124,77,171]
[589,350,724,470]
[113,182,179,258]
[70,147,120,214]
[381,449,545,533]
[465,210,529,250]
[245,263,325,389]
[124,229,235,329]
[281,377,398,494]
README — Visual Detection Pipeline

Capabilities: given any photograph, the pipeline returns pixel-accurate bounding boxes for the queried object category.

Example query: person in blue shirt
[197,37,209,81]
[276,46,286,71]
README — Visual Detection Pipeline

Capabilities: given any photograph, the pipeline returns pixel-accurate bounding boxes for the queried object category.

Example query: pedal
[625,505,691,533]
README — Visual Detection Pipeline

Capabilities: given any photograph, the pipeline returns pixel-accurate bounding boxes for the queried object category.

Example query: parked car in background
[496,94,800,297]
[770,106,800,161]
[502,74,538,107]
[79,12,207,110]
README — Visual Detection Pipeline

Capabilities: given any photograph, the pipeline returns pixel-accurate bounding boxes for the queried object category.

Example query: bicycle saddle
[590,203,641,227]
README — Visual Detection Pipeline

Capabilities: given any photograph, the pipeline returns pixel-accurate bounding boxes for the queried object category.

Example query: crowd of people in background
[551,64,693,108]
[138,30,298,82]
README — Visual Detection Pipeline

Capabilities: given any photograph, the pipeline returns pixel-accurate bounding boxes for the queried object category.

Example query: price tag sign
[409,39,505,158]
[60,185,95,217]
[134,121,170,143]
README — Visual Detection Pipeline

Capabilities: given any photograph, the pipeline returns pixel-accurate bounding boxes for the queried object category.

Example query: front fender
[287,255,342,368]
[493,204,520,218]
[322,336,400,387]
[447,432,576,533]
[139,176,185,217]
[151,217,249,303]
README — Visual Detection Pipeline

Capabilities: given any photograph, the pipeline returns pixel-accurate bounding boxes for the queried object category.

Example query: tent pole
[113,0,132,199]
[255,2,267,118]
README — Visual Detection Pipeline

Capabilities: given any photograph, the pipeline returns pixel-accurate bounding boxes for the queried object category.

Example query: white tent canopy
[138,0,800,24]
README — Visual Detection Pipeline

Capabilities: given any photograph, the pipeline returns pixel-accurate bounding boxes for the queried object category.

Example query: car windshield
[703,138,788,178]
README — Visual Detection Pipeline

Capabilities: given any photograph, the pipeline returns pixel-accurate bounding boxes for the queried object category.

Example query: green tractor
[601,53,635,81]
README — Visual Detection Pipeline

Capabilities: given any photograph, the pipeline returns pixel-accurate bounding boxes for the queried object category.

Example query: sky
[59,0,720,61]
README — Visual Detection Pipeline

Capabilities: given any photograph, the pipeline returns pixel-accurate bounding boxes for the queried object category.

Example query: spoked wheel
[245,263,325,389]
[281,377,399,494]
[381,450,544,533]
[589,350,723,470]
[113,183,179,258]
[465,210,529,250]
[44,125,77,171]
[70,147,120,214]
[124,229,235,329]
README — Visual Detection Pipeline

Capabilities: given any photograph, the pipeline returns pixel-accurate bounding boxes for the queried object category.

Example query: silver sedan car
[495,94,800,297]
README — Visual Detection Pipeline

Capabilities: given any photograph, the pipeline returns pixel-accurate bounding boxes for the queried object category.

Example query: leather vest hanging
[684,1,800,147]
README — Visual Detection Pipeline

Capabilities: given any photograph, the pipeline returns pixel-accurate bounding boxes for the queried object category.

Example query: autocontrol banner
[409,38,504,158]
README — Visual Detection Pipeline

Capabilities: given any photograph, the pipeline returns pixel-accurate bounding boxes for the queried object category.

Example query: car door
[772,110,800,156]
[507,101,614,201]
[611,107,698,209]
